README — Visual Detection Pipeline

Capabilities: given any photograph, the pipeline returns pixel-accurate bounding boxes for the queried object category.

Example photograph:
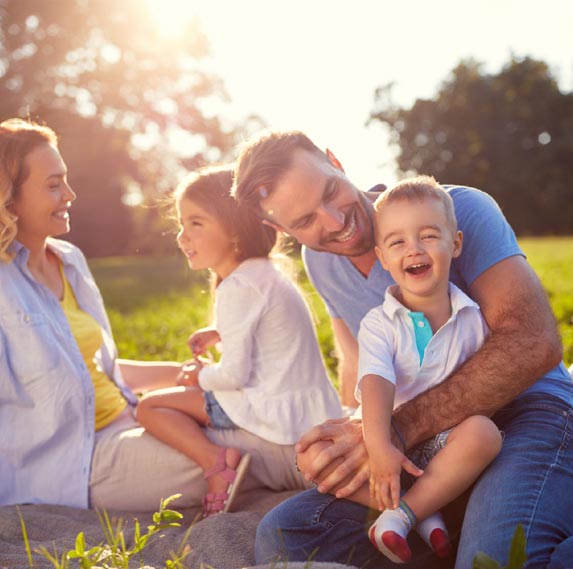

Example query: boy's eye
[422,233,437,240]
[389,239,404,247]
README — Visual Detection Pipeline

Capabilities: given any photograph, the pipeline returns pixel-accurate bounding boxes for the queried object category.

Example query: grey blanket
[0,490,352,569]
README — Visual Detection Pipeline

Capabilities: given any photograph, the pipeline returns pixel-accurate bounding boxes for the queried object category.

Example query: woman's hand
[295,417,370,498]
[187,327,220,356]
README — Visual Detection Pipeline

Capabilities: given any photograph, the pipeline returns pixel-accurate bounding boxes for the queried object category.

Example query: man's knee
[255,502,292,563]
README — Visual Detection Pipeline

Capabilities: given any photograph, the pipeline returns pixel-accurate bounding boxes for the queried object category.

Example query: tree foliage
[369,56,573,235]
[0,0,261,255]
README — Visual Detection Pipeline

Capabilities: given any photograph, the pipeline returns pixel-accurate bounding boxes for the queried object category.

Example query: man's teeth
[334,214,356,242]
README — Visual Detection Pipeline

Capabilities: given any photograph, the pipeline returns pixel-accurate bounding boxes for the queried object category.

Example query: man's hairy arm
[393,255,563,450]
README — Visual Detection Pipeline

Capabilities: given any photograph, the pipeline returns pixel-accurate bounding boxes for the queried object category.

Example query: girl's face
[176,197,240,280]
[9,143,76,248]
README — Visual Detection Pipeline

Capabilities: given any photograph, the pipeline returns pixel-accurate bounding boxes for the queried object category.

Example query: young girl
[136,165,343,518]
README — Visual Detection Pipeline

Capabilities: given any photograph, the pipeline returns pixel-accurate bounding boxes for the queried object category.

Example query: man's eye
[324,183,338,201]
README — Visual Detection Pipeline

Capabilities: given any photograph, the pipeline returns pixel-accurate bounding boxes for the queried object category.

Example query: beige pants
[89,408,310,511]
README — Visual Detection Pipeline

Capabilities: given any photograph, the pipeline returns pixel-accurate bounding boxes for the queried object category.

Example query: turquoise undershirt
[408,312,433,365]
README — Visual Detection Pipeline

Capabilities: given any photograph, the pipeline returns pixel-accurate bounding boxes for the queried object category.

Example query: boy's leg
[456,394,573,568]
[401,415,501,522]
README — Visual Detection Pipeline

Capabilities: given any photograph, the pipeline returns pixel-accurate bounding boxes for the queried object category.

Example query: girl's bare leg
[136,386,241,497]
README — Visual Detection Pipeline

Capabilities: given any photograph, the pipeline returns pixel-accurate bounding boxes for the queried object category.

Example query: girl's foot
[202,447,250,517]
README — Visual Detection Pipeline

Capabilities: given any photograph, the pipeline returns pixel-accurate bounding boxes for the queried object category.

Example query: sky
[148,0,573,189]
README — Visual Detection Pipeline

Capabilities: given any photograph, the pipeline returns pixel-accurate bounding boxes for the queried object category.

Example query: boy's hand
[369,443,423,511]
[187,327,220,356]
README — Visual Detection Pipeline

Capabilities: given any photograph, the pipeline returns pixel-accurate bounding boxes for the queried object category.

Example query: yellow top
[59,262,127,431]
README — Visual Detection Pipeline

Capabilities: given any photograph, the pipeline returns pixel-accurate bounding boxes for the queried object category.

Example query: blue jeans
[255,393,573,568]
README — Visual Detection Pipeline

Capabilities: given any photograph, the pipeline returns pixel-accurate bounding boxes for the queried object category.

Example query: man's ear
[262,218,287,234]
[326,148,345,173]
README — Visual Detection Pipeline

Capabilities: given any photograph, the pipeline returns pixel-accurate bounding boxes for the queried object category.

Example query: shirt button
[417,321,425,328]
[24,314,30,323]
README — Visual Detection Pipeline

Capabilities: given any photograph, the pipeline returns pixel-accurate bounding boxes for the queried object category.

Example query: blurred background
[2,0,572,370]
[1,0,572,257]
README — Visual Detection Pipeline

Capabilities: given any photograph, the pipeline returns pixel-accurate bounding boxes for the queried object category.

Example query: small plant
[473,524,527,569]
[19,494,192,569]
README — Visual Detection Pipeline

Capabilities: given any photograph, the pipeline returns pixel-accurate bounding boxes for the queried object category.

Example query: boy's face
[374,197,462,306]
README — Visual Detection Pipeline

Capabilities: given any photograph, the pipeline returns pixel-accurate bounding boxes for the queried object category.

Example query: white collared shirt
[356,283,489,409]
[198,258,343,444]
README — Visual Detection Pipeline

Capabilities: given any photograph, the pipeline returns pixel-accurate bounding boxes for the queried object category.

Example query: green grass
[90,237,573,384]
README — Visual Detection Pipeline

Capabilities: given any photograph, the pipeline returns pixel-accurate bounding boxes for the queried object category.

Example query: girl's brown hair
[174,164,277,262]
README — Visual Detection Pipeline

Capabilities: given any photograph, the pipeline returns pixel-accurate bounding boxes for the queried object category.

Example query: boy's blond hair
[373,175,457,238]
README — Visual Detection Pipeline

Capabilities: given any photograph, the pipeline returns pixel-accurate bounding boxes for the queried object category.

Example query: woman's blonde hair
[0,118,58,261]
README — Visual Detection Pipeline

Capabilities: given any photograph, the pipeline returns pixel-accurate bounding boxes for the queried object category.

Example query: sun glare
[145,0,198,37]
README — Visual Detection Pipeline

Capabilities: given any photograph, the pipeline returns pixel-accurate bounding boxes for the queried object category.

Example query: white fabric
[356,283,488,410]
[199,258,343,444]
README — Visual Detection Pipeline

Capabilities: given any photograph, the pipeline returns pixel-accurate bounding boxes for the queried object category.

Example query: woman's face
[9,143,76,246]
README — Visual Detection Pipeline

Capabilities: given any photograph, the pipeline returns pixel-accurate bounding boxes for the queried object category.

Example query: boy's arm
[393,256,562,449]
[298,257,562,497]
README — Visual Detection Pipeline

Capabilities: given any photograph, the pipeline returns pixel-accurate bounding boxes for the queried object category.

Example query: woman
[0,118,310,511]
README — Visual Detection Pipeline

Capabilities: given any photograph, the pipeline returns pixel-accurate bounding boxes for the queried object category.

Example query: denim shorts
[204,391,238,430]
[407,428,451,470]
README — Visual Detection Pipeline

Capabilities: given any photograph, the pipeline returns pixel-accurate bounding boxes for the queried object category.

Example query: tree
[0,0,260,255]
[369,56,573,235]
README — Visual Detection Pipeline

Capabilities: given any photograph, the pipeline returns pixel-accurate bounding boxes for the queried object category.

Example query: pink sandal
[202,448,251,518]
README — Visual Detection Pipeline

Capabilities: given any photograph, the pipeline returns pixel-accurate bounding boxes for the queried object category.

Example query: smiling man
[233,130,573,568]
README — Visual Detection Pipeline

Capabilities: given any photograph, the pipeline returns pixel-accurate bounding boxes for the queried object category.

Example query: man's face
[260,149,375,257]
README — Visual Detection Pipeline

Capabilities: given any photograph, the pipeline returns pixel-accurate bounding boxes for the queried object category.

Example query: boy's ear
[326,148,345,173]
[374,245,388,270]
[452,230,463,258]
[262,218,287,235]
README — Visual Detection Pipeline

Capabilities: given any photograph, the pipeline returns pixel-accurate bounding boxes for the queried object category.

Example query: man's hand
[295,417,370,498]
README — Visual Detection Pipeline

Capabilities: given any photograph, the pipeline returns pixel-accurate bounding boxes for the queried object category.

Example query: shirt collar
[382,282,480,319]
[8,237,75,267]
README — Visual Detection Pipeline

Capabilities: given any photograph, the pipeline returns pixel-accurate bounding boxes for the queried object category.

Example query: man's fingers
[402,458,424,478]
[334,468,369,499]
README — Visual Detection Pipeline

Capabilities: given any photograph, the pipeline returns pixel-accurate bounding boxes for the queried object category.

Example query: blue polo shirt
[303,185,572,405]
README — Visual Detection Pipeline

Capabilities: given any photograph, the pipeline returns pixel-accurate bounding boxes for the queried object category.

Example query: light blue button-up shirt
[0,238,137,508]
